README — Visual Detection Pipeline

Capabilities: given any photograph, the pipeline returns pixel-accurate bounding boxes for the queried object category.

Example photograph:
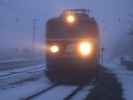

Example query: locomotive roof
[47,9,94,23]
[61,9,90,19]
[62,9,89,15]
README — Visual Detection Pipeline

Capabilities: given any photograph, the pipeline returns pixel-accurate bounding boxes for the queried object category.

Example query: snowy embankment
[0,57,45,71]
[0,58,27,64]
[104,61,133,100]
[0,63,46,90]
[0,64,45,78]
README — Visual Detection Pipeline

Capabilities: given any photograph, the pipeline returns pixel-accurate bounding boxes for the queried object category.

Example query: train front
[45,9,100,83]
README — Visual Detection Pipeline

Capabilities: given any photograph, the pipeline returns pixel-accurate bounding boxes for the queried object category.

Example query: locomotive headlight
[79,42,92,56]
[50,45,59,53]
[66,14,76,24]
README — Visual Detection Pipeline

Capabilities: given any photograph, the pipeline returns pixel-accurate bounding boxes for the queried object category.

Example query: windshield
[46,17,98,38]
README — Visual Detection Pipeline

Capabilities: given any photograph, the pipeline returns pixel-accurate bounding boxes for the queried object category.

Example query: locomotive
[45,9,100,83]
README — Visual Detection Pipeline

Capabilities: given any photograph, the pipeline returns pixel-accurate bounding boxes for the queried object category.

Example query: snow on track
[0,77,50,100]
[0,64,45,89]
[32,85,93,100]
[71,85,93,100]
[32,85,77,100]
[0,61,95,100]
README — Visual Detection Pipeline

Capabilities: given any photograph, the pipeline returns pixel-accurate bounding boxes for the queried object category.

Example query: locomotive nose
[46,38,95,59]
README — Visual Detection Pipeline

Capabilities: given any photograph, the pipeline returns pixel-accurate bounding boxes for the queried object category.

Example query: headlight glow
[79,42,92,56]
[50,45,59,53]
[66,14,75,24]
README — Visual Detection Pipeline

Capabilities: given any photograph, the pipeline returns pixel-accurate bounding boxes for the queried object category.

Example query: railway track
[23,83,60,100]
[22,80,95,100]
[0,64,123,100]
[64,85,84,100]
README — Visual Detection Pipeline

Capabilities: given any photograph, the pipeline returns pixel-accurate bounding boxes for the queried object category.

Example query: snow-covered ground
[0,62,94,100]
[0,64,45,77]
[104,61,133,100]
[0,76,92,100]
[0,58,28,64]
[0,56,44,64]
[0,57,44,71]
[0,77,50,100]
[1,58,131,100]
[71,86,93,100]
[32,84,93,100]
[33,85,77,100]
[0,63,50,100]
[0,64,45,83]
[0,64,45,89]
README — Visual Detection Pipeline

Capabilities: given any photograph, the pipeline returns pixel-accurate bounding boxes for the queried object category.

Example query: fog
[0,0,133,60]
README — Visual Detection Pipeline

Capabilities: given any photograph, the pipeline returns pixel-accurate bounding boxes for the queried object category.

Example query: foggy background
[0,0,133,60]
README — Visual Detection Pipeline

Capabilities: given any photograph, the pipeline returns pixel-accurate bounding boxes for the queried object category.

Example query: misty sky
[0,0,133,51]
